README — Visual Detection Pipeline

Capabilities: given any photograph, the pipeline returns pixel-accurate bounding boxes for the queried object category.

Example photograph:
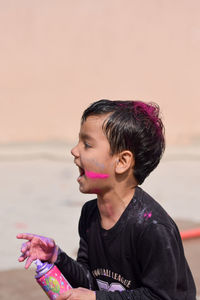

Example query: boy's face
[71,114,118,195]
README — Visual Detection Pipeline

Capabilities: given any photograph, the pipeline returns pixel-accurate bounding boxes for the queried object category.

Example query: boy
[17,99,196,299]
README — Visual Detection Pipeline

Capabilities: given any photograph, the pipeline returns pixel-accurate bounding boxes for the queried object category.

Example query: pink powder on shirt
[144,212,152,219]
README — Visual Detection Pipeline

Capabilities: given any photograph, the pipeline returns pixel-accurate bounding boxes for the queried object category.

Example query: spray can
[35,259,72,299]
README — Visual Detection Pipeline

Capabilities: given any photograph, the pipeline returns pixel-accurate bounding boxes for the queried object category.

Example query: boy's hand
[57,288,96,300]
[16,233,58,269]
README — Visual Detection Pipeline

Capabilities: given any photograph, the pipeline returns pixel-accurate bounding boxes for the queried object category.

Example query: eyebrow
[79,133,95,141]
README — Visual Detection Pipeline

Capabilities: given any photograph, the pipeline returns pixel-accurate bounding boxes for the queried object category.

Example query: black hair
[81,99,165,184]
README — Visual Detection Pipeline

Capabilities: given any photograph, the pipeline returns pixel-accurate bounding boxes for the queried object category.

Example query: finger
[16,233,34,241]
[25,255,34,269]
[21,242,30,253]
[47,239,55,247]
[19,248,31,261]
[18,253,28,262]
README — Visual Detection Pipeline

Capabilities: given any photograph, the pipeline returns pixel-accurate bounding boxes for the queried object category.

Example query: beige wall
[1,0,200,145]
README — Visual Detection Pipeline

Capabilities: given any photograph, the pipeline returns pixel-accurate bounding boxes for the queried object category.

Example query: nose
[71,143,79,158]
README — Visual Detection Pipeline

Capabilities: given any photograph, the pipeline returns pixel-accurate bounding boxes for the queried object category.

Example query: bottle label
[37,265,71,299]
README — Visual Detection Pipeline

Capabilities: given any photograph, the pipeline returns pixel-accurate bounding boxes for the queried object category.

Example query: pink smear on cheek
[85,170,109,179]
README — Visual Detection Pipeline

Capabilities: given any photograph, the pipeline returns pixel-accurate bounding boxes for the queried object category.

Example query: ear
[115,151,135,175]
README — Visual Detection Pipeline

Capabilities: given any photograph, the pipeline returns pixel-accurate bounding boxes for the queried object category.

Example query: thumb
[50,245,59,263]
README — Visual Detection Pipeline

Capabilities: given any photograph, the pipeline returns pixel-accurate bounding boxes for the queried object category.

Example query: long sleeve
[55,236,97,289]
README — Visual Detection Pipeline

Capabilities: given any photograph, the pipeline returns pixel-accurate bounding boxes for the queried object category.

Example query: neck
[97,184,136,230]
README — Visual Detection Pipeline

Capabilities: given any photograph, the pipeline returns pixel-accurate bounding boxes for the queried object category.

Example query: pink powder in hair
[117,101,163,136]
[85,170,109,179]
[117,102,127,107]
[133,101,162,136]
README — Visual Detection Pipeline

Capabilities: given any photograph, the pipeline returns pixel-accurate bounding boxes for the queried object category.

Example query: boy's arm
[55,236,97,290]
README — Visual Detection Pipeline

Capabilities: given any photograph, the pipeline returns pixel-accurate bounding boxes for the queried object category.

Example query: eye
[84,141,91,149]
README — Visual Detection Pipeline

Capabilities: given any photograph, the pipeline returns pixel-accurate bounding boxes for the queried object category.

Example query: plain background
[0,1,200,298]
[1,0,200,145]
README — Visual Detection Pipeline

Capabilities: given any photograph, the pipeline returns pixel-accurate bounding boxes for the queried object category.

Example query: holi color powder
[85,170,109,179]
[133,102,163,136]
[144,212,152,220]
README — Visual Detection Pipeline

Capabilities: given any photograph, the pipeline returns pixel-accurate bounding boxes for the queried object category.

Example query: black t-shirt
[55,186,196,299]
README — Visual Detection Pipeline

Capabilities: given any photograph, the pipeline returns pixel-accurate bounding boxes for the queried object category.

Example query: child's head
[81,99,165,184]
